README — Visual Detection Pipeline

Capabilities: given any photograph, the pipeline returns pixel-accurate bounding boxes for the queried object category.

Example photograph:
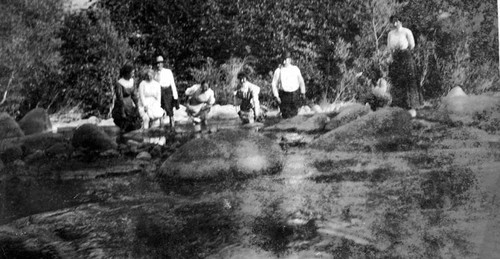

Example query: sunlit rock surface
[311,107,413,152]
[158,129,284,180]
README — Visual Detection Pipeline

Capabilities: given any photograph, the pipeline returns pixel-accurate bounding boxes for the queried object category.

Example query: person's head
[143,68,154,81]
[155,55,165,69]
[237,71,247,83]
[200,80,209,92]
[120,64,134,80]
[281,51,292,66]
[389,15,402,28]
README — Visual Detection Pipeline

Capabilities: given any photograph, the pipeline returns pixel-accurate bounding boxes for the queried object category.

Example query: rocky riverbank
[1,89,500,258]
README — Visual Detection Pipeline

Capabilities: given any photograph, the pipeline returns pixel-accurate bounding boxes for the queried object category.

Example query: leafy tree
[59,8,137,117]
[0,0,64,116]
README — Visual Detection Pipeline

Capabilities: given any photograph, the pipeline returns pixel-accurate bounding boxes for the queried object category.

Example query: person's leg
[138,107,150,130]
[169,115,175,128]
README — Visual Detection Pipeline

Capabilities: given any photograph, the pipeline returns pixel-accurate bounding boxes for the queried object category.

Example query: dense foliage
[0,0,498,117]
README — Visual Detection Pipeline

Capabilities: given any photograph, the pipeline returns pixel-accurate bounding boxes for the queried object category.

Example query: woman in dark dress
[112,64,142,132]
[387,15,423,115]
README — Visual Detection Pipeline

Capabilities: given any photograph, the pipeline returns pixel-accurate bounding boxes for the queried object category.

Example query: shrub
[59,8,137,118]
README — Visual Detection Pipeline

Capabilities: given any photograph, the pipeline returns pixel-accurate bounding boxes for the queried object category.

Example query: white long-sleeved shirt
[185,84,216,106]
[154,68,178,99]
[271,65,306,98]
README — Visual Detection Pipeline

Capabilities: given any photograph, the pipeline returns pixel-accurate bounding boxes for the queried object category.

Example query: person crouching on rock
[234,71,263,124]
[138,68,166,129]
[185,80,216,127]
[112,64,142,133]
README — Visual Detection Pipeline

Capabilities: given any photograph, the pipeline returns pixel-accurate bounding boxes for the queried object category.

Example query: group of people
[113,15,423,133]
[112,55,216,133]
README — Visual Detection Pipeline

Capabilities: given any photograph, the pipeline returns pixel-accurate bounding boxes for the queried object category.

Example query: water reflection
[0,177,89,225]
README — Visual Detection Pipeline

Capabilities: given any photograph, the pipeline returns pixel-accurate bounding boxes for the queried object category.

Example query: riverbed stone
[158,129,284,180]
[0,146,23,164]
[265,113,329,133]
[311,107,413,152]
[440,93,500,132]
[17,108,52,135]
[325,103,372,131]
[0,112,24,140]
[136,151,152,161]
[72,123,117,152]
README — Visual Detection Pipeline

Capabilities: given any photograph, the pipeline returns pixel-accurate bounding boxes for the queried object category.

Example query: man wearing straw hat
[153,55,179,129]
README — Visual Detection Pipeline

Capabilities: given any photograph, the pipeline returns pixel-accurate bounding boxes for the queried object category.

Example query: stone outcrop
[439,88,500,132]
[264,113,330,133]
[72,123,117,152]
[17,108,52,135]
[310,107,413,152]
[158,129,284,180]
[325,103,372,131]
[0,112,24,140]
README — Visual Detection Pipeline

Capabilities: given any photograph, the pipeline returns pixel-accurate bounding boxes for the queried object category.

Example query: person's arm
[234,91,241,113]
[185,84,198,97]
[296,67,306,95]
[138,81,147,111]
[271,68,281,103]
[156,82,162,102]
[406,28,415,50]
[207,90,216,106]
[252,86,261,117]
[168,70,179,100]
[114,82,125,116]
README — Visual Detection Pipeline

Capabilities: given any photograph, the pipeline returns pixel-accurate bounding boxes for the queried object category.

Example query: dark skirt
[279,89,300,119]
[161,87,174,117]
[112,97,142,133]
[388,49,423,109]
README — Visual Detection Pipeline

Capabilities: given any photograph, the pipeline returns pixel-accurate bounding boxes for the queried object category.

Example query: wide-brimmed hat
[156,56,165,63]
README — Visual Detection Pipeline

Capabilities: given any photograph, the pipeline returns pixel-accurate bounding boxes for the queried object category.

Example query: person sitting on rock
[138,68,165,129]
[185,80,216,126]
[234,71,263,124]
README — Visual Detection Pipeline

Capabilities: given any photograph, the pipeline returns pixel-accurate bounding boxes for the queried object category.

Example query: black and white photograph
[1,0,499,258]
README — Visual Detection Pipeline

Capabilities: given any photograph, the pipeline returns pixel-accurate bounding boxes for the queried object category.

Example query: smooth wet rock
[0,112,24,140]
[72,123,117,152]
[440,93,500,131]
[446,86,467,98]
[17,108,52,135]
[24,150,45,163]
[158,129,284,180]
[136,151,152,161]
[325,103,372,131]
[311,107,413,152]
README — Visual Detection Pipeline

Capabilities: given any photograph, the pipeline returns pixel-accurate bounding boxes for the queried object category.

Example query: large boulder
[158,129,284,180]
[325,103,372,131]
[208,104,239,120]
[440,90,500,131]
[310,107,413,152]
[72,123,117,152]
[264,113,329,133]
[0,112,24,140]
[17,108,52,135]
[0,132,67,155]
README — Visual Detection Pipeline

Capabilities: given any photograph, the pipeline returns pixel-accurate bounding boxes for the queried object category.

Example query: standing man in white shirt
[153,55,179,129]
[271,51,306,119]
